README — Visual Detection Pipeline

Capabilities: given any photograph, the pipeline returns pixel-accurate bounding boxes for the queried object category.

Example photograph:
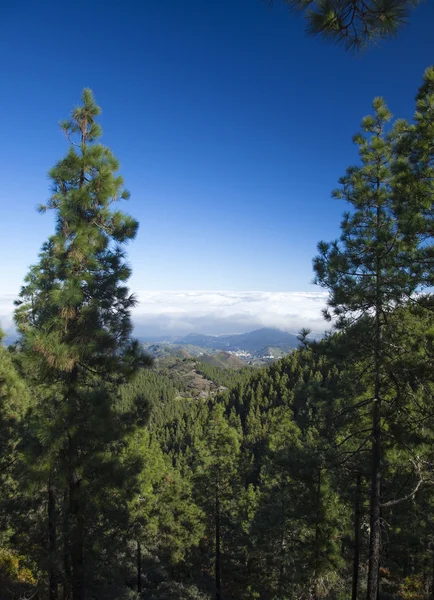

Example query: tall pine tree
[313,97,420,599]
[15,89,150,600]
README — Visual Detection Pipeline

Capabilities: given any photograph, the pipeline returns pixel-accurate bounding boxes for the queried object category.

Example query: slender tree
[14,89,150,600]
[313,97,419,599]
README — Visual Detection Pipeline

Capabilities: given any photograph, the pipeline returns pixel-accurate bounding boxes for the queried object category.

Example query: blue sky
[1,0,434,334]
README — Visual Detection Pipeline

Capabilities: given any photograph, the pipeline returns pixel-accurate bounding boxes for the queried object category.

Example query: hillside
[146,354,252,400]
[196,351,246,369]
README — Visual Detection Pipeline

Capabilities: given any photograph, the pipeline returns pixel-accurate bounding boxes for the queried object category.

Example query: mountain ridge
[174,327,300,353]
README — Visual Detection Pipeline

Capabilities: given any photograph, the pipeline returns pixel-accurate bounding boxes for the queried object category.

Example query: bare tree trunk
[48,477,58,600]
[352,473,361,600]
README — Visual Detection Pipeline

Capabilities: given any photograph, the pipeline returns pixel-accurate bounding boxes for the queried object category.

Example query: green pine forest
[2,67,434,600]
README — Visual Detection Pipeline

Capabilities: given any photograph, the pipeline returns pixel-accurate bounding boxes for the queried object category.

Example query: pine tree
[14,89,150,600]
[277,0,421,51]
[0,332,31,556]
[394,66,434,287]
[193,404,241,600]
[0,334,30,510]
[313,97,420,599]
[127,427,204,593]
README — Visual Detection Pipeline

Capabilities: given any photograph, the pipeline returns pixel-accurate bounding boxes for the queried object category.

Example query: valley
[140,326,302,365]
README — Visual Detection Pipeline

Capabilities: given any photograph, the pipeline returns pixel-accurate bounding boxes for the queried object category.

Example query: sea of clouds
[0,294,16,333]
[0,290,329,338]
[131,290,328,337]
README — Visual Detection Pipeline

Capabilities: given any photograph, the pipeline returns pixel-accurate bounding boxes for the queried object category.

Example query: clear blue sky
[2,0,434,298]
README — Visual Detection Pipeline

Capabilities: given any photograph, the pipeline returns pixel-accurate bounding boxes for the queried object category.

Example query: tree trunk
[65,368,85,600]
[63,487,71,600]
[352,473,361,600]
[67,413,85,600]
[215,475,221,600]
[366,352,382,599]
[137,540,142,594]
[312,468,322,600]
[422,507,430,598]
[48,477,58,600]
[69,469,84,600]
[367,230,382,600]
[431,545,434,600]
[278,480,286,594]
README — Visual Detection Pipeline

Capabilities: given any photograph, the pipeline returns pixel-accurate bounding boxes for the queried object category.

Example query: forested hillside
[1,69,434,600]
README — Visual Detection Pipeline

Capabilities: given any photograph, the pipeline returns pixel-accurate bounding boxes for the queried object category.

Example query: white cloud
[0,294,16,332]
[0,290,329,338]
[132,290,328,337]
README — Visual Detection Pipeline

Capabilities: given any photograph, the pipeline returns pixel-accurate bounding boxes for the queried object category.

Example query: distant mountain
[136,334,178,343]
[174,333,225,349]
[175,327,300,354]
[141,328,307,365]
[142,343,248,368]
[257,345,296,359]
